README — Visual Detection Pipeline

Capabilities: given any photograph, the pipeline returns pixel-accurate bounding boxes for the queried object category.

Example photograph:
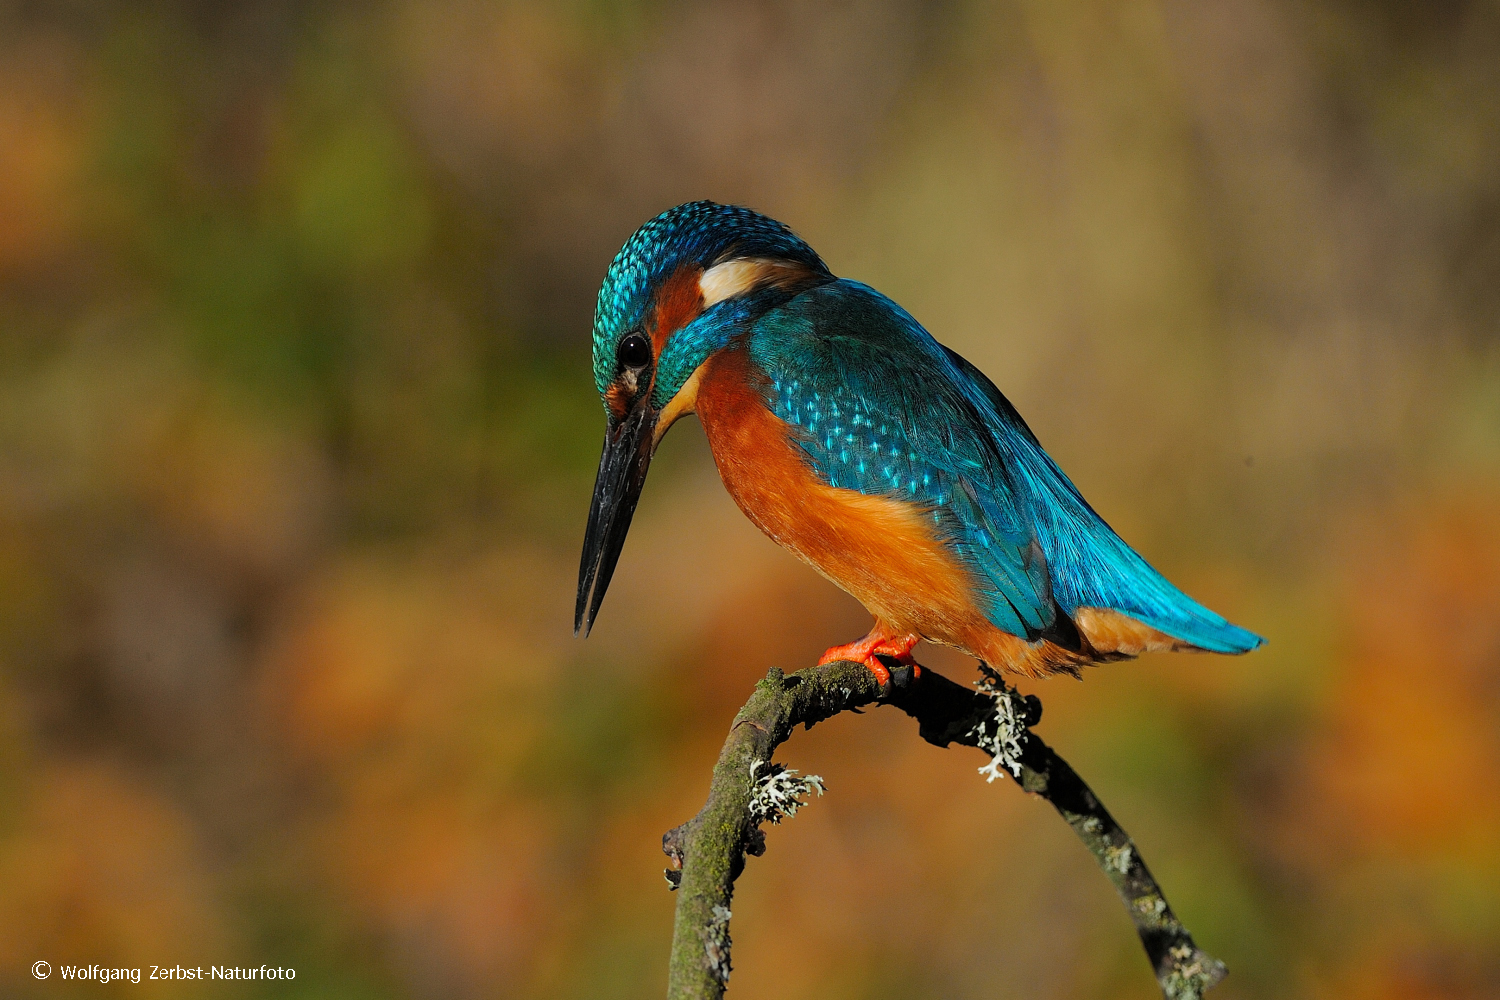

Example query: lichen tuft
[1104,842,1134,874]
[970,667,1028,781]
[748,760,825,825]
[1161,943,1226,1000]
[703,904,733,984]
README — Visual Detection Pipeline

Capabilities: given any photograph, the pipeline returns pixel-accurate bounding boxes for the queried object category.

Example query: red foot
[817,626,922,687]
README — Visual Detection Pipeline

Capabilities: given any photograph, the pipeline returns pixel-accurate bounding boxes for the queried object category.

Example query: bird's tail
[940,344,1265,656]
[1048,512,1265,655]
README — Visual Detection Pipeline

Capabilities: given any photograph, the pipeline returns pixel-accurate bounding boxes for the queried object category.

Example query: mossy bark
[664,663,880,1000]
[663,660,1225,1000]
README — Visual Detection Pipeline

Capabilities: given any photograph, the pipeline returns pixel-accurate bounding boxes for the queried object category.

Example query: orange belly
[692,347,1192,678]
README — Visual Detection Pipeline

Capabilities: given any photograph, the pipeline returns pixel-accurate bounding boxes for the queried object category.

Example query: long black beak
[575,402,658,636]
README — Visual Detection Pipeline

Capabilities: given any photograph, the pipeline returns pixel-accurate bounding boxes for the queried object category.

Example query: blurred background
[2,1,1498,997]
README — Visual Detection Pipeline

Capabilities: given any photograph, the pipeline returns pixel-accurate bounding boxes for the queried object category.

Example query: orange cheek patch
[648,264,706,355]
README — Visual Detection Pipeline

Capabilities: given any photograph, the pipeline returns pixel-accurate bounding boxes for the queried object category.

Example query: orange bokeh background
[2,3,1498,997]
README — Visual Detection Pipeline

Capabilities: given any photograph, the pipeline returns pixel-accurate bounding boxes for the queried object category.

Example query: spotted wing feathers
[748,278,1265,656]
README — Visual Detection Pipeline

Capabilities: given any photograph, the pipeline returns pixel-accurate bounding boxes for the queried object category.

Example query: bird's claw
[817,630,922,689]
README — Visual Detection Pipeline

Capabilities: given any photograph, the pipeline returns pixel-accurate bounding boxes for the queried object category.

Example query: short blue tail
[1012,441,1264,654]
[942,347,1265,655]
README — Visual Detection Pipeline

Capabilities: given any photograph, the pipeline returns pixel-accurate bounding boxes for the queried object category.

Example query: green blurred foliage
[1,1,1498,998]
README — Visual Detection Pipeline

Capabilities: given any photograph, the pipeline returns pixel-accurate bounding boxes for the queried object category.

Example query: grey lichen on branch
[661,659,1227,1000]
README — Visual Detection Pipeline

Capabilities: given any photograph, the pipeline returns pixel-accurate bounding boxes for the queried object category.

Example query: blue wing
[748,281,1056,640]
[748,279,1265,654]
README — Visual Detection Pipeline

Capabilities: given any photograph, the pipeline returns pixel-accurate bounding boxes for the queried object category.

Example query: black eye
[617,333,652,369]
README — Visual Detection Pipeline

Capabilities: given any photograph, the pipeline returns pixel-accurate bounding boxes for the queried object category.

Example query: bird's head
[575,201,831,635]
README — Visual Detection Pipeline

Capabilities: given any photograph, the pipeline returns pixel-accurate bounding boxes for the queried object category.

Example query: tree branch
[662,659,1227,1000]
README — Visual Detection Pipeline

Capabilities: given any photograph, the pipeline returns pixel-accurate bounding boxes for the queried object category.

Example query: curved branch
[662,660,1226,1000]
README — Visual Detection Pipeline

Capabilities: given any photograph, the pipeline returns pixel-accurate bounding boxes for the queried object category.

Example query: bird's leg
[816,623,922,686]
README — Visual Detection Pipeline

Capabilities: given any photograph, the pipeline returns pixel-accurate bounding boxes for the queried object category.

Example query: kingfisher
[575,202,1263,683]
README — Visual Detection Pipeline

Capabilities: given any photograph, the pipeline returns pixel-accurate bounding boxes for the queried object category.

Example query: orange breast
[694,347,996,653]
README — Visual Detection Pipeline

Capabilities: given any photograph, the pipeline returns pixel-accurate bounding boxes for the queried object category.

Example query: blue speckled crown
[591,201,829,396]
